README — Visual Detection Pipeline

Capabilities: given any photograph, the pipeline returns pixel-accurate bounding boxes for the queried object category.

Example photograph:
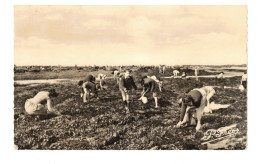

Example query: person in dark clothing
[83,74,96,83]
[176,86,215,131]
[140,75,161,86]
[139,76,162,108]
[118,70,137,113]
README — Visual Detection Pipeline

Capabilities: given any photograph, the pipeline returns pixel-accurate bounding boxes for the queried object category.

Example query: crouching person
[24,89,60,115]
[176,86,215,131]
[78,74,99,103]
[78,80,99,103]
[139,76,163,108]
[119,70,137,113]
[173,70,180,78]
[97,73,107,90]
[216,72,224,79]
[78,74,96,97]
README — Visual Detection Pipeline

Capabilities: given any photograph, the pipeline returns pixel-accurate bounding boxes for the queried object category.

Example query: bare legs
[120,89,130,113]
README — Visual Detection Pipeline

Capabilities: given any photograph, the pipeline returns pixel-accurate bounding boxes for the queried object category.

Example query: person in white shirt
[181,72,187,79]
[173,70,180,78]
[24,89,60,115]
[162,65,166,74]
[241,71,247,90]
[216,72,224,79]
[112,69,120,84]
[97,73,107,90]
[158,65,166,74]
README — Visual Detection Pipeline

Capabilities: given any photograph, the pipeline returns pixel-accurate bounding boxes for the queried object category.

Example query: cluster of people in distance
[23,68,247,131]
[172,66,199,79]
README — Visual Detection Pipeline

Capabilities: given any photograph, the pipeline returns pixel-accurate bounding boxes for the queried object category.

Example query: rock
[148,141,154,147]
[141,136,149,144]
[104,133,120,146]
[150,146,159,150]
[183,139,198,150]
[168,144,178,150]
[166,119,173,124]
[161,145,169,149]
[127,143,139,150]
[86,137,97,146]
[31,145,39,149]
[90,117,96,124]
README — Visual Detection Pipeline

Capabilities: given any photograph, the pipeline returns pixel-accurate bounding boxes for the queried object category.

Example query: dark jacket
[83,75,96,83]
[119,76,137,91]
[179,90,202,122]
[142,78,159,94]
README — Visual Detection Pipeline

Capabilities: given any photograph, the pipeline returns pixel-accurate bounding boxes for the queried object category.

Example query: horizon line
[14,63,247,67]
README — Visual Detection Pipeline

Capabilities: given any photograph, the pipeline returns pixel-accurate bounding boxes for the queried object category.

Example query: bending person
[173,70,180,78]
[24,89,60,115]
[176,86,215,131]
[139,76,163,108]
[78,74,99,103]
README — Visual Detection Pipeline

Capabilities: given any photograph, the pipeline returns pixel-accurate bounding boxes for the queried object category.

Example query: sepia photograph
[13,5,247,150]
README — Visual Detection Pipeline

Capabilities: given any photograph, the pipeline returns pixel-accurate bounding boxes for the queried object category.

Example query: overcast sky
[14,5,247,66]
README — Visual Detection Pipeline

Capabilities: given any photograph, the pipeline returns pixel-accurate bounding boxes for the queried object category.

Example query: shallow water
[163,74,242,79]
[204,71,244,77]
[203,66,246,77]
[14,79,76,85]
[209,102,231,111]
[14,77,115,85]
